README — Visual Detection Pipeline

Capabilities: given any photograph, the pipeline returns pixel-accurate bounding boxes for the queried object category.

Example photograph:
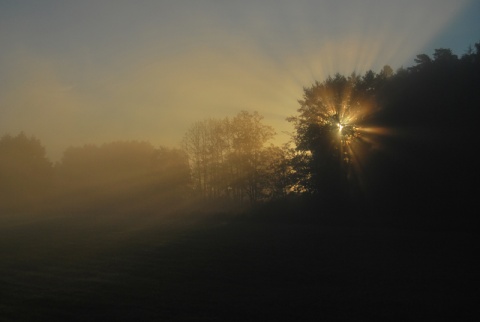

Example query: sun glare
[317,96,398,198]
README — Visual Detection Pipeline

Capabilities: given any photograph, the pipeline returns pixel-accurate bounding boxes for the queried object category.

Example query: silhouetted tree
[287,72,382,207]
[365,42,480,229]
[260,144,297,200]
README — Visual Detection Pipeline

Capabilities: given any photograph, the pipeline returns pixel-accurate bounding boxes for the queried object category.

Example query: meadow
[1,209,477,321]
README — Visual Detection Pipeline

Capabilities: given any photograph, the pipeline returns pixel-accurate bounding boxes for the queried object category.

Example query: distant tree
[379,65,394,79]
[183,110,275,204]
[230,111,275,203]
[182,118,232,199]
[261,143,297,199]
[432,48,457,63]
[149,146,192,204]
[55,140,191,212]
[0,132,53,212]
[58,141,155,189]
[413,53,432,66]
[463,42,480,64]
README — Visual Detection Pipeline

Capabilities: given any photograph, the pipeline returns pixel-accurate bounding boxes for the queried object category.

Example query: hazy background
[1,0,479,161]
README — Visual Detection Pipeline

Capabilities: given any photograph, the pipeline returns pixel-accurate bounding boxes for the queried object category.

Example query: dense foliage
[285,44,479,228]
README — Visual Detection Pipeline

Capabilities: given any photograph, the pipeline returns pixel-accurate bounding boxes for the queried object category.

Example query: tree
[149,146,192,204]
[55,140,191,213]
[261,143,297,200]
[357,43,480,229]
[0,132,53,212]
[182,110,275,204]
[230,111,275,203]
[379,65,394,79]
[432,48,457,63]
[58,141,156,189]
[182,118,232,199]
[287,72,382,206]
[413,53,432,66]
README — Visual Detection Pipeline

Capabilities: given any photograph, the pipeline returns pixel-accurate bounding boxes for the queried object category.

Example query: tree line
[182,111,288,204]
[1,42,479,229]
[0,136,191,215]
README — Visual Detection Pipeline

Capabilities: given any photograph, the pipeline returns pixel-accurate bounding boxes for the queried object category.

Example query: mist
[1,1,479,321]
[1,0,474,161]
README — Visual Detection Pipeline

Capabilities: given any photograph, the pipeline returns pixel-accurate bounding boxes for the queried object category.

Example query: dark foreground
[0,211,478,321]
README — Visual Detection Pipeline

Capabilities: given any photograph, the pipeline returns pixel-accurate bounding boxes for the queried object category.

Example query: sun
[329,113,359,145]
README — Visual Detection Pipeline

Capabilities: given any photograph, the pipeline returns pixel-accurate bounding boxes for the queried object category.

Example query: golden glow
[0,1,470,161]
[310,80,403,198]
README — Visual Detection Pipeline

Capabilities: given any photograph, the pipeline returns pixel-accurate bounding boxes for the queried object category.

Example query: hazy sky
[1,0,479,161]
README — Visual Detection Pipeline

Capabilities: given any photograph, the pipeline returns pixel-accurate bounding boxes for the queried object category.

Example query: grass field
[1,210,478,321]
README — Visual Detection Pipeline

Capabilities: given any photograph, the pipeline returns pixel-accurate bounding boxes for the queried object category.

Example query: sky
[1,0,479,161]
